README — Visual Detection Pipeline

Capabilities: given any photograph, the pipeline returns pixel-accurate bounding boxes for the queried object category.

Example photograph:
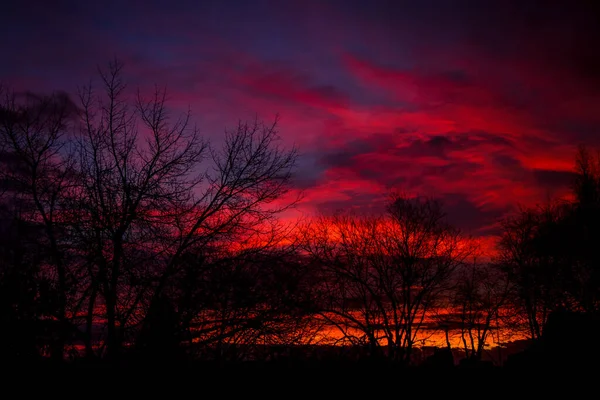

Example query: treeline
[1,62,599,367]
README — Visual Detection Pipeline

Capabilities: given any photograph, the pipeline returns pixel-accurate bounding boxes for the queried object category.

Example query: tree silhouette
[448,260,511,363]
[301,194,472,364]
[69,60,299,359]
[0,59,300,363]
[0,86,79,361]
[5,59,600,369]
[168,248,318,362]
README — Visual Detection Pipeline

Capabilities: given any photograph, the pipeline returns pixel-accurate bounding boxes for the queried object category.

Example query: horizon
[2,0,600,368]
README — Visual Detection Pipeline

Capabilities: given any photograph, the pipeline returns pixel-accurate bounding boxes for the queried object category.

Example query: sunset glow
[2,0,600,368]
[3,1,597,246]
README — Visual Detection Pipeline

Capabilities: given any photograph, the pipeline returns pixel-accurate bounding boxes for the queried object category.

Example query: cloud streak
[2,0,598,242]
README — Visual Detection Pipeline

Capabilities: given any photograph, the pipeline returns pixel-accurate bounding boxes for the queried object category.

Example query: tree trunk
[84,284,97,358]
[105,238,122,360]
[105,291,120,360]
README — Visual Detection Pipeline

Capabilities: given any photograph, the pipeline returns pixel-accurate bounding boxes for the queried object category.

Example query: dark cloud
[319,132,399,170]
[1,0,597,243]
[290,152,324,190]
[405,136,452,159]
[442,193,508,235]
[533,169,577,189]
[492,155,523,171]
[315,192,387,215]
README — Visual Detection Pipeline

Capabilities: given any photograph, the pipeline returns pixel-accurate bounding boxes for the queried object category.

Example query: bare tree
[570,145,600,312]
[1,59,303,362]
[169,246,319,362]
[73,60,207,358]
[496,146,600,345]
[496,204,570,342]
[302,195,471,364]
[445,260,512,363]
[71,60,298,359]
[0,86,78,360]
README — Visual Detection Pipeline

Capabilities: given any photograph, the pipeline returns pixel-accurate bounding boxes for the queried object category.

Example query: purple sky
[2,0,600,250]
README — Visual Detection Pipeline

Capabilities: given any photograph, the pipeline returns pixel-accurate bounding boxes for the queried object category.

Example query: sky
[2,0,600,248]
